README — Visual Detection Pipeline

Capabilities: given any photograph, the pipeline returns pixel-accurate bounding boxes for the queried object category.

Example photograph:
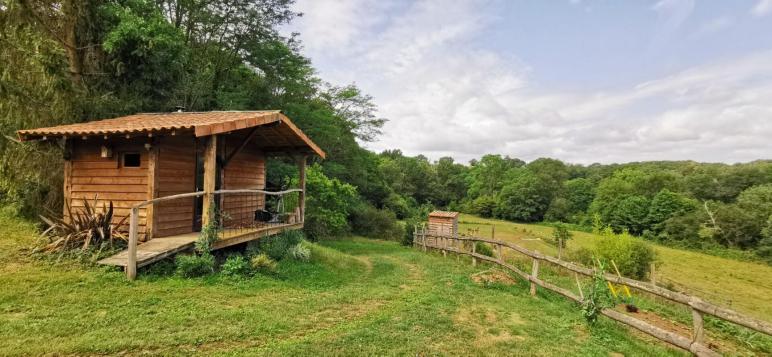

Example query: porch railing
[125,188,303,280]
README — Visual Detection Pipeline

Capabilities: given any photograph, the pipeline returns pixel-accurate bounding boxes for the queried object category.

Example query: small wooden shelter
[18,110,324,278]
[427,211,459,236]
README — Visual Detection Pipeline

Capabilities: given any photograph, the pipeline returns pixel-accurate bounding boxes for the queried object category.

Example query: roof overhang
[17,111,325,159]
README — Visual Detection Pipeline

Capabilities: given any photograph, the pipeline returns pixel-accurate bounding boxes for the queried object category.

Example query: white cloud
[751,0,772,17]
[289,0,772,164]
[694,16,734,37]
[652,0,695,27]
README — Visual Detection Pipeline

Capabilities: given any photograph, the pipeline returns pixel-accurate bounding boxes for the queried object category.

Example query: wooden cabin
[18,111,325,277]
[428,211,459,236]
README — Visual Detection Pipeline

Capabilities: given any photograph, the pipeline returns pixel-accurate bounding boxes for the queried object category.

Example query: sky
[284,0,772,164]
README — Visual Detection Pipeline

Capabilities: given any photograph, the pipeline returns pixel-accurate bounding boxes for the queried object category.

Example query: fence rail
[413,228,772,357]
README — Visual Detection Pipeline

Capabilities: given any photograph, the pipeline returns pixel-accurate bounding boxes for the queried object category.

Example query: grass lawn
[458,214,772,322]
[0,214,684,356]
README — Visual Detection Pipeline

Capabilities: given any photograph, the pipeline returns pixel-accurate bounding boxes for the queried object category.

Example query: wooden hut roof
[17,111,325,158]
[428,211,460,218]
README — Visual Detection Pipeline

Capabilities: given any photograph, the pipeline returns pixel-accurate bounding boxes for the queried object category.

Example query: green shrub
[471,195,497,218]
[569,247,595,266]
[594,227,656,280]
[581,261,615,324]
[475,241,495,257]
[301,165,357,239]
[220,254,251,277]
[260,230,304,260]
[350,202,402,240]
[288,243,311,262]
[401,217,424,246]
[175,253,215,277]
[250,253,278,274]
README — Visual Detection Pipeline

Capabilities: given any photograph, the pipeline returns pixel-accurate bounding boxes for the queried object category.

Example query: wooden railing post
[530,253,540,296]
[497,243,503,263]
[297,155,307,223]
[126,206,139,280]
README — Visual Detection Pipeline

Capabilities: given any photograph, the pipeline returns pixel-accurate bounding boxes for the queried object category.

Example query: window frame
[121,152,142,168]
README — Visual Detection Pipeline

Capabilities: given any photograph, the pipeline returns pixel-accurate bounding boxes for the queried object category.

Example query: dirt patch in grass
[471,269,517,286]
[453,305,526,348]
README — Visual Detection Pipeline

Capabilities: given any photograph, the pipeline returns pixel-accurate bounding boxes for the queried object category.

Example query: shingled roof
[429,211,460,218]
[17,111,325,158]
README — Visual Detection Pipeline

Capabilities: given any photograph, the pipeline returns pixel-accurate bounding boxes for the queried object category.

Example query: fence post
[126,206,139,280]
[496,243,503,263]
[530,252,540,296]
[472,240,477,267]
[422,226,427,252]
[650,263,657,285]
[691,298,705,347]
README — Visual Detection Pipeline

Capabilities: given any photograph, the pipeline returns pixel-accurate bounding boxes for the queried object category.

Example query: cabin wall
[153,135,197,238]
[68,139,150,240]
[428,216,458,236]
[222,137,265,228]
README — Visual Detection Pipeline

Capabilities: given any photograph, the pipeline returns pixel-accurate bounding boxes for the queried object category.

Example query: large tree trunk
[62,0,83,84]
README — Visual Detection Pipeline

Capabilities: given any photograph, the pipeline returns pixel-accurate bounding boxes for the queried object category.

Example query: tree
[302,165,357,239]
[608,196,650,235]
[322,84,386,142]
[552,224,573,259]
[470,195,497,218]
[712,204,762,249]
[434,157,469,207]
[564,178,596,214]
[466,154,524,198]
[495,170,552,222]
[646,189,696,234]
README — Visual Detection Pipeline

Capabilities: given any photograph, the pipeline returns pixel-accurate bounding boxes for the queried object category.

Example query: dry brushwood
[37,196,128,253]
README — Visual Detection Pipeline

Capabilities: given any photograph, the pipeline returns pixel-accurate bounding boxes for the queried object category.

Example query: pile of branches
[38,196,128,253]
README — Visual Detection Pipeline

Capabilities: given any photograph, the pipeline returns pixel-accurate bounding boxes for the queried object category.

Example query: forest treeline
[369,153,772,261]
[1,1,770,263]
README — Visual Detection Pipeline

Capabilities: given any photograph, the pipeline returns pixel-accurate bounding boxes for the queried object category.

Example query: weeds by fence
[413,227,772,356]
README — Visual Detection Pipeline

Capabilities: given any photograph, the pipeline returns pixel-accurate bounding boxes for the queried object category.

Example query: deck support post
[126,207,139,280]
[298,155,307,223]
[202,135,218,227]
[62,139,72,223]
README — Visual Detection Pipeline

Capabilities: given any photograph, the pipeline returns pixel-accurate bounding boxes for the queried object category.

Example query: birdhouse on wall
[428,211,459,237]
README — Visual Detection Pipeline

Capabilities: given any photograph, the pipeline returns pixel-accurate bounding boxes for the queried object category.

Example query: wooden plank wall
[428,216,457,236]
[222,137,265,228]
[154,135,197,238]
[69,139,150,240]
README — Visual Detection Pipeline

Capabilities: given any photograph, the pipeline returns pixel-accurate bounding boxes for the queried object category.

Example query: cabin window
[122,152,141,168]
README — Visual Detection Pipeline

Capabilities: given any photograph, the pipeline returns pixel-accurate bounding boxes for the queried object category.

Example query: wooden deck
[98,223,303,268]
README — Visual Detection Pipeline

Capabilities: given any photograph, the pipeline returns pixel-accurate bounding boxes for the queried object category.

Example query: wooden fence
[412,227,772,357]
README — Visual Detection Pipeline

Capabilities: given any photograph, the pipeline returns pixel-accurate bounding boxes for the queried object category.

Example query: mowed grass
[0,214,684,356]
[458,214,772,322]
